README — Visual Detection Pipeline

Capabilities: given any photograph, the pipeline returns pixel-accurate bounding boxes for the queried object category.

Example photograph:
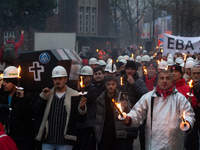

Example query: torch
[182,53,187,61]
[180,111,190,131]
[131,53,134,58]
[112,99,126,120]
[121,77,124,92]
[79,76,87,95]
[157,60,160,65]
[187,79,194,97]
[143,66,147,75]
[16,66,23,90]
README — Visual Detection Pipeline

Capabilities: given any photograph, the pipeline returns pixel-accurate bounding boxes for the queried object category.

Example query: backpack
[3,43,16,64]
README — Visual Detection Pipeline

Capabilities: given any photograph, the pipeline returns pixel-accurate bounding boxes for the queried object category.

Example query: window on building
[54,0,59,14]
[4,31,15,44]
[79,6,84,33]
[85,7,90,33]
[91,7,96,33]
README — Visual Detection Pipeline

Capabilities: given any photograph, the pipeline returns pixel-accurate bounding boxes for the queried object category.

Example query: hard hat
[150,56,154,60]
[175,50,180,54]
[158,61,168,70]
[79,66,93,75]
[3,66,18,78]
[104,63,117,72]
[167,53,173,60]
[98,60,106,66]
[135,56,141,62]
[141,55,150,62]
[118,56,124,61]
[167,59,174,66]
[185,61,195,69]
[107,58,112,64]
[52,66,68,78]
[142,50,147,54]
[175,57,184,64]
[129,57,134,61]
[119,59,127,65]
[89,58,99,65]
[124,55,130,60]
[186,57,194,62]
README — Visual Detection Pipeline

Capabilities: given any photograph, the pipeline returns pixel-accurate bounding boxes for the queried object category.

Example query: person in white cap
[74,66,99,150]
[135,56,143,77]
[157,60,168,72]
[167,59,174,71]
[124,55,130,61]
[183,61,195,83]
[0,66,33,150]
[98,60,106,70]
[89,58,99,70]
[104,63,117,77]
[35,66,87,150]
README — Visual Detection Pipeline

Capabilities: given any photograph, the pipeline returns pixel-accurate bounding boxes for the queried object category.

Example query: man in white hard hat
[104,63,117,76]
[157,60,168,72]
[89,58,99,70]
[98,60,106,70]
[0,66,33,150]
[183,61,195,83]
[74,66,99,150]
[35,66,87,150]
[167,59,174,71]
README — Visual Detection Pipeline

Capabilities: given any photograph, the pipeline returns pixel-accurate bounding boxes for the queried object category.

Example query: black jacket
[0,87,33,141]
[91,78,106,96]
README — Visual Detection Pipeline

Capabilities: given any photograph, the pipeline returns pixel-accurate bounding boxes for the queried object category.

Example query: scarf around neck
[145,74,156,91]
[156,84,174,99]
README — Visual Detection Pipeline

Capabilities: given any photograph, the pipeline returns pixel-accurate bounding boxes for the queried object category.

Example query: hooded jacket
[175,78,198,109]
[127,88,195,150]
[35,85,87,142]
[93,89,131,143]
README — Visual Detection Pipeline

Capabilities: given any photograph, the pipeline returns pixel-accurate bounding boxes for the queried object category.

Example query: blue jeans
[42,143,73,150]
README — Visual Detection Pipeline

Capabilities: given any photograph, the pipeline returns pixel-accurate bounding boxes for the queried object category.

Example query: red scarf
[145,74,156,91]
[156,84,174,99]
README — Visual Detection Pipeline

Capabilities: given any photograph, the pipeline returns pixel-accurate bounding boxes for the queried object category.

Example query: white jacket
[127,88,195,150]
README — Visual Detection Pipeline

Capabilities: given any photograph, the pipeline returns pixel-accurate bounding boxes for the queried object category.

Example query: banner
[163,33,200,55]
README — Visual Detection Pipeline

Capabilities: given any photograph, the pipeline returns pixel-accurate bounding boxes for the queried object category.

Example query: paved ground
[133,136,140,150]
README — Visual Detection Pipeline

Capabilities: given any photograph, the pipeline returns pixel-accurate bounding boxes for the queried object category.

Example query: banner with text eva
[163,33,200,55]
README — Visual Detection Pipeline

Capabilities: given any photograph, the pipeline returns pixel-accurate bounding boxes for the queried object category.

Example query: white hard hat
[119,59,127,65]
[129,57,134,61]
[3,66,18,78]
[167,53,173,60]
[175,50,180,53]
[185,61,195,69]
[107,58,112,64]
[186,57,194,62]
[52,66,68,78]
[79,66,93,75]
[175,57,184,64]
[135,56,141,62]
[124,55,130,60]
[158,61,168,70]
[104,63,117,72]
[118,56,124,61]
[167,59,174,66]
[98,60,106,66]
[142,50,147,54]
[89,58,99,65]
[150,56,154,60]
[141,55,150,62]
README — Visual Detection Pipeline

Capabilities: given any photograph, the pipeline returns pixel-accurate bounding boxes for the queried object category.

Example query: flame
[188,79,193,88]
[112,99,122,113]
[120,77,123,85]
[131,53,134,58]
[155,53,157,56]
[116,59,118,62]
[161,48,163,53]
[80,76,85,88]
[182,111,186,124]
[0,73,3,79]
[96,49,99,52]
[17,66,21,78]
[182,53,187,61]
[161,59,163,61]
[143,66,147,74]
[157,60,160,64]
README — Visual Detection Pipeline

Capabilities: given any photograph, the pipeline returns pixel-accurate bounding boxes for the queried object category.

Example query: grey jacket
[93,89,131,143]
[127,88,195,150]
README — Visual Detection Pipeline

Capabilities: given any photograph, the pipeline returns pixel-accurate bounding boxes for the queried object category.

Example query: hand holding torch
[180,111,190,131]
[187,79,194,97]
[112,99,126,120]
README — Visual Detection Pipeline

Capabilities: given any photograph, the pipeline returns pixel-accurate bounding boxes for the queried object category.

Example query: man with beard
[123,70,195,150]
[142,61,158,91]
[91,67,106,96]
[117,61,148,150]
[35,66,87,150]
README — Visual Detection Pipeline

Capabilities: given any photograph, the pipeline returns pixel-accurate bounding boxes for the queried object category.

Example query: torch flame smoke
[17,66,21,78]
[188,80,193,88]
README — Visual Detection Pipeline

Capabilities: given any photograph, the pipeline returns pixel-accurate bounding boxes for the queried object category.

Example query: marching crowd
[0,36,200,150]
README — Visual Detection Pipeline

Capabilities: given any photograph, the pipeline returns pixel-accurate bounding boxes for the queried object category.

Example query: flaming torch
[131,53,134,58]
[112,99,126,120]
[79,76,87,95]
[187,79,194,97]
[157,60,160,65]
[120,77,124,92]
[182,53,187,61]
[143,66,147,75]
[180,111,190,131]
[16,66,23,90]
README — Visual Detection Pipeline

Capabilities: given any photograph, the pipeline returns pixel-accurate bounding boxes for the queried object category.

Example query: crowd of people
[0,35,200,150]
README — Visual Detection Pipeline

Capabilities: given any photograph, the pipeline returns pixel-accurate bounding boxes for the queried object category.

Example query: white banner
[163,33,200,55]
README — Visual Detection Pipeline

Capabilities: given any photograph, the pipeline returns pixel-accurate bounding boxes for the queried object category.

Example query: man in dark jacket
[91,67,106,96]
[117,61,148,150]
[35,66,87,150]
[0,66,34,150]
[94,75,132,150]
[73,66,99,150]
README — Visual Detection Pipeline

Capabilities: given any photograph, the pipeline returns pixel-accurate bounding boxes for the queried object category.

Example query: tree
[0,0,57,50]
